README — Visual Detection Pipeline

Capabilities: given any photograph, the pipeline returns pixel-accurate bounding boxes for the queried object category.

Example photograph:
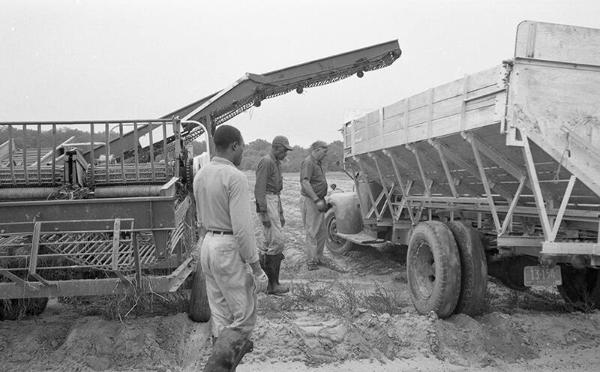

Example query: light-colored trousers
[200,233,257,338]
[300,195,326,261]
[259,194,285,256]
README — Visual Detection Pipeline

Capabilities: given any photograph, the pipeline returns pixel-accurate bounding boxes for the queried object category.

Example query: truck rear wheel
[324,209,355,256]
[407,221,461,318]
[558,265,600,311]
[446,221,487,316]
[188,261,211,322]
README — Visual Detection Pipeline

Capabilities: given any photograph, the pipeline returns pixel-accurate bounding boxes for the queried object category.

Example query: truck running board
[336,231,387,248]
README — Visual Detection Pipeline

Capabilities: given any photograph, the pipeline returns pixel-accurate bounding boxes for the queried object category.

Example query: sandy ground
[2,172,600,371]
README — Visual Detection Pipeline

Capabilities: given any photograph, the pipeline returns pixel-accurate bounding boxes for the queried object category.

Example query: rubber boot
[203,328,253,372]
[259,254,274,293]
[267,254,289,295]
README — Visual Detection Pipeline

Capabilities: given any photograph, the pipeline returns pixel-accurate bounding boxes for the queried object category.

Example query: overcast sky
[2,0,600,147]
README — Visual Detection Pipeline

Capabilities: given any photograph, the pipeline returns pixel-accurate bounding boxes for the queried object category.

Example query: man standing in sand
[254,135,293,295]
[194,125,268,370]
[300,140,346,272]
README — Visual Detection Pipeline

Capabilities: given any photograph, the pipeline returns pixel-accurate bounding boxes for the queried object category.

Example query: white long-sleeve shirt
[193,156,259,264]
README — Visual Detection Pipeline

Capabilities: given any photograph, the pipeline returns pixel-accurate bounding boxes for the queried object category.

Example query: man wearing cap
[300,141,346,272]
[254,135,293,295]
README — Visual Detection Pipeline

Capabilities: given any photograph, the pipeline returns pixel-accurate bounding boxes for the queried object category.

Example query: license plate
[524,265,562,287]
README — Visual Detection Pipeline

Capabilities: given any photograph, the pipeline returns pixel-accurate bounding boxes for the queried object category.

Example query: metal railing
[0,119,181,187]
[0,219,136,286]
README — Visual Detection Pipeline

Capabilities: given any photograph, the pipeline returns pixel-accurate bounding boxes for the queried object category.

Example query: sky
[2,0,600,147]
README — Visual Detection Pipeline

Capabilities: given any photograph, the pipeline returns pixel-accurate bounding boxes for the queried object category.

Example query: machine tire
[558,266,600,311]
[407,221,461,318]
[0,297,48,321]
[26,297,49,316]
[188,261,211,322]
[324,209,355,256]
[446,221,487,316]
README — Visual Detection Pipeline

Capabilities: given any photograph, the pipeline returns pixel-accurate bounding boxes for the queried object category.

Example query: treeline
[244,139,345,172]
[192,139,345,172]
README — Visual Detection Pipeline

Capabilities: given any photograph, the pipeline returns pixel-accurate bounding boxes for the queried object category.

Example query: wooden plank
[384,98,408,120]
[351,66,508,155]
[372,97,504,152]
[515,21,600,66]
[407,90,430,110]
[383,114,403,134]
[364,111,380,126]
[507,62,600,197]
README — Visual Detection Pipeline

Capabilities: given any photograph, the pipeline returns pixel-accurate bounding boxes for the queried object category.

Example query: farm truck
[0,40,401,320]
[326,21,600,317]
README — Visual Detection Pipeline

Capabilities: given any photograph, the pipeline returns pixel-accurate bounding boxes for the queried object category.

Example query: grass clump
[362,283,406,315]
[60,278,189,321]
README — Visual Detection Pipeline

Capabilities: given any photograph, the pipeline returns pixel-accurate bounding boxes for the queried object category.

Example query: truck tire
[558,265,600,311]
[188,261,211,323]
[407,221,461,318]
[446,221,487,316]
[324,209,355,256]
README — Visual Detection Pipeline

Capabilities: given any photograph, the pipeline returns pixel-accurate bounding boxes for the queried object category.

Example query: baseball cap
[272,135,293,151]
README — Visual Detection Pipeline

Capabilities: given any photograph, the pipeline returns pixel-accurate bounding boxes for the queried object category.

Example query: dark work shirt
[300,154,328,199]
[254,153,283,212]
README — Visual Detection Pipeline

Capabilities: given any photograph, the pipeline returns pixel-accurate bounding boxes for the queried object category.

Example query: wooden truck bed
[342,21,600,263]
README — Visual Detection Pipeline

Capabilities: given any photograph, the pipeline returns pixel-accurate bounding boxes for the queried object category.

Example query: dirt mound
[435,312,538,367]
[242,310,429,366]
[1,311,212,372]
[0,318,70,368]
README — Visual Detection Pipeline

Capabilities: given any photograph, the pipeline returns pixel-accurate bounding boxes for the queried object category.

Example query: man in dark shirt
[254,135,292,294]
[300,141,346,272]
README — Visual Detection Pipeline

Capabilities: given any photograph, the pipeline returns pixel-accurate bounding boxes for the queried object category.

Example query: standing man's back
[193,125,268,371]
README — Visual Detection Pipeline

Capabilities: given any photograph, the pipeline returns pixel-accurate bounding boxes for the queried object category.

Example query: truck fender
[325,192,362,234]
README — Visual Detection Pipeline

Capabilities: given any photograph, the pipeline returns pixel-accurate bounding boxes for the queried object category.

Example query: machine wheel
[558,266,600,311]
[324,209,355,256]
[0,297,49,321]
[26,297,49,316]
[188,261,211,322]
[446,221,487,316]
[407,221,461,318]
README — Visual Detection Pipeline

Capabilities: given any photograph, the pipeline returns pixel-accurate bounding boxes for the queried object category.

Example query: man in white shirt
[193,125,267,370]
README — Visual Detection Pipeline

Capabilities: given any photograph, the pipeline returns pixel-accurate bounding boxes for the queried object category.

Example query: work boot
[264,254,289,295]
[259,253,269,279]
[203,328,253,372]
[267,254,289,295]
[260,254,276,293]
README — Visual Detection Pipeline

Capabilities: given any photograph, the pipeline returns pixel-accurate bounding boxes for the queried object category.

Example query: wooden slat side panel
[367,102,502,155]
[349,65,508,155]
[508,63,600,197]
[515,21,600,66]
